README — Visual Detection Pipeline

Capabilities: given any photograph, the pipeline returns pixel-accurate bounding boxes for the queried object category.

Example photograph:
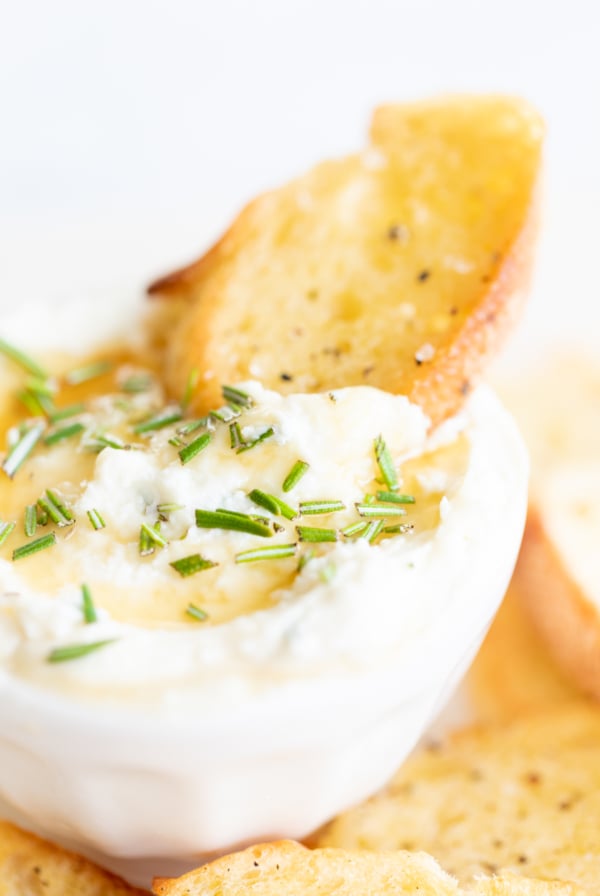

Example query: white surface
[0,0,599,355]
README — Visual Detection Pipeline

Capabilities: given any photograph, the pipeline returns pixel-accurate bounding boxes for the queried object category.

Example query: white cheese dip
[0,349,527,875]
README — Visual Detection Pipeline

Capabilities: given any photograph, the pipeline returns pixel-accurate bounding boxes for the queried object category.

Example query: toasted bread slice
[152,840,582,896]
[315,702,600,889]
[499,354,600,700]
[0,820,146,895]
[467,583,580,724]
[149,96,543,426]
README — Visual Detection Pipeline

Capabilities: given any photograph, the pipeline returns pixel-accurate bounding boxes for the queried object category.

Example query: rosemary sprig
[361,519,384,543]
[44,422,85,446]
[2,422,45,478]
[229,421,243,449]
[282,460,309,493]
[182,368,200,408]
[296,526,338,543]
[85,433,127,453]
[383,523,415,535]
[248,489,297,520]
[179,432,211,465]
[65,360,113,385]
[222,385,254,409]
[49,403,86,423]
[139,522,168,556]
[134,408,183,435]
[376,490,415,504]
[170,554,217,577]
[121,374,153,394]
[374,435,399,492]
[210,405,242,423]
[87,509,106,530]
[299,500,345,515]
[47,639,116,663]
[235,544,298,563]
[157,503,184,516]
[24,505,37,537]
[237,426,274,453]
[341,520,369,538]
[355,503,407,518]
[0,521,16,547]
[186,603,209,621]
[81,583,98,623]
[0,338,47,378]
[39,489,74,527]
[12,532,57,560]
[195,509,273,538]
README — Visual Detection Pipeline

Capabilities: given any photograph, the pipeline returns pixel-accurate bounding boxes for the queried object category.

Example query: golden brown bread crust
[0,820,147,895]
[149,97,543,427]
[515,506,600,701]
[467,582,581,724]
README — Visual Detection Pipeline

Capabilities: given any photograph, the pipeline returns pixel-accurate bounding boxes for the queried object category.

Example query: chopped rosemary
[0,338,47,378]
[179,432,211,465]
[374,435,399,492]
[361,519,384,543]
[178,418,210,436]
[195,509,273,537]
[229,421,243,449]
[222,385,254,409]
[297,548,315,571]
[248,489,297,520]
[235,544,298,563]
[17,389,50,417]
[134,408,183,434]
[47,639,115,663]
[2,422,45,478]
[81,583,97,623]
[157,503,184,515]
[282,460,309,493]
[0,521,16,547]
[44,422,85,446]
[296,526,338,543]
[85,433,127,453]
[65,360,113,385]
[355,503,407,518]
[341,520,369,538]
[182,368,200,408]
[13,532,56,560]
[87,509,106,530]
[40,489,74,526]
[139,522,168,555]
[299,500,346,516]
[376,490,415,504]
[237,426,274,453]
[383,523,414,535]
[24,505,37,537]
[319,560,337,583]
[170,554,217,577]
[49,403,86,423]
[24,376,56,398]
[186,603,209,622]
[210,405,242,423]
[168,436,186,448]
[121,374,153,394]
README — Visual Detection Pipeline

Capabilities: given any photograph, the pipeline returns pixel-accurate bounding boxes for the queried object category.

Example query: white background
[0,0,599,360]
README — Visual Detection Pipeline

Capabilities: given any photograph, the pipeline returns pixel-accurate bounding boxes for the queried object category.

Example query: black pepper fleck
[280,372,293,382]
[387,223,409,242]
[417,269,431,283]
[362,365,374,377]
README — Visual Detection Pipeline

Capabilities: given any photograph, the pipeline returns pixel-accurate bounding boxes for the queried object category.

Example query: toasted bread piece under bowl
[315,702,600,890]
[500,355,600,700]
[0,96,537,880]
[0,820,147,895]
[152,841,584,896]
[150,95,542,427]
